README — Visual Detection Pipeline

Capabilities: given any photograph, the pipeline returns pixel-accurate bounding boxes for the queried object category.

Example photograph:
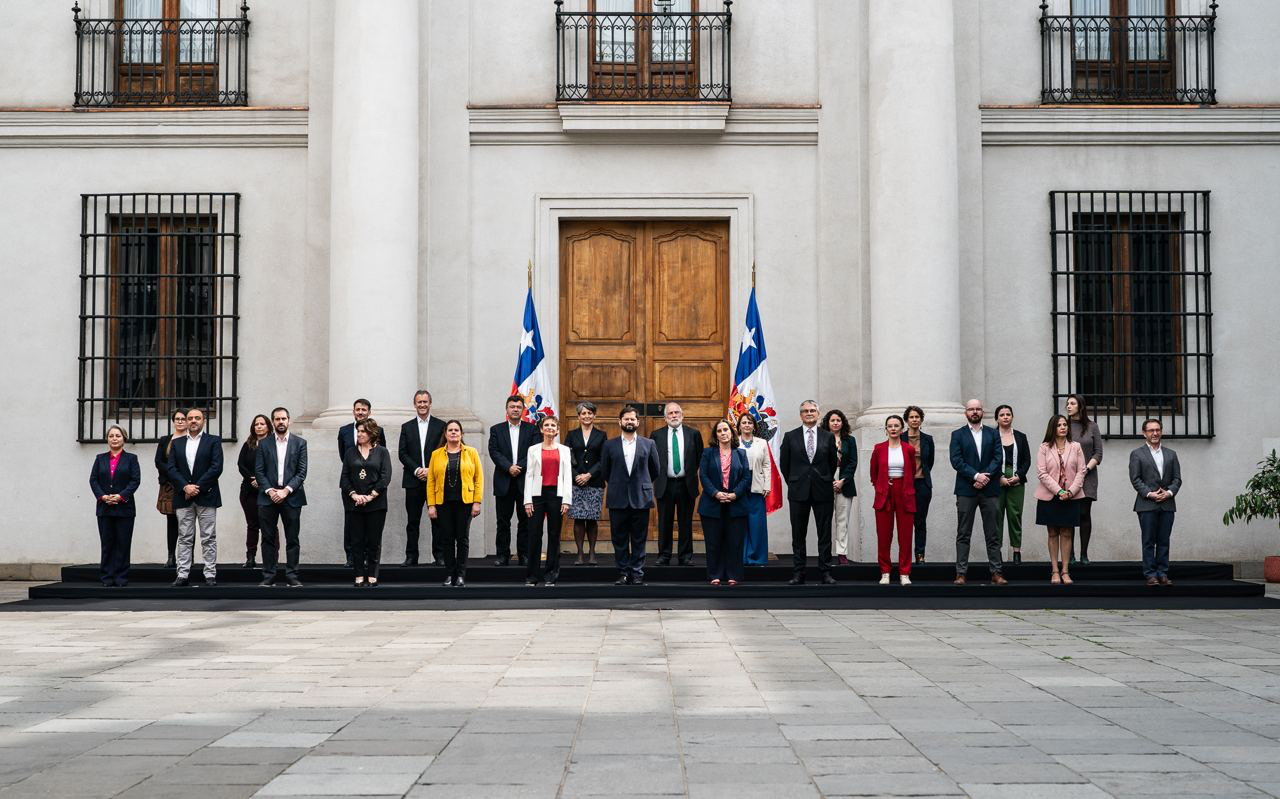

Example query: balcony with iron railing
[555,0,731,103]
[72,1,250,107]
[1039,1,1216,105]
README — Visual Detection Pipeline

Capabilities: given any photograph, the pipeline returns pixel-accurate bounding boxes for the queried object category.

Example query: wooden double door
[559,220,731,540]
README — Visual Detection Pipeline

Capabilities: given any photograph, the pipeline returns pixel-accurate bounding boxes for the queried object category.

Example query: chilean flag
[511,288,557,424]
[727,288,784,513]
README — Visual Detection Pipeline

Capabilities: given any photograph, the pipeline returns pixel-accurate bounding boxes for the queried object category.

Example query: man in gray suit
[255,407,309,587]
[599,405,661,586]
[1129,418,1182,586]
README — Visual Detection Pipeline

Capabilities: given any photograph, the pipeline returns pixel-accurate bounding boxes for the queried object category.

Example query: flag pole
[751,261,756,288]
[527,258,533,290]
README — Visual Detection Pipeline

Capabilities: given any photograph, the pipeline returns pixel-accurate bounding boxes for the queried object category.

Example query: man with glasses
[779,400,839,585]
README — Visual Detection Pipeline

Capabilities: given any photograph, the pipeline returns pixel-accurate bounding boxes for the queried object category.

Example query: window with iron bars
[79,193,240,444]
[1049,191,1212,438]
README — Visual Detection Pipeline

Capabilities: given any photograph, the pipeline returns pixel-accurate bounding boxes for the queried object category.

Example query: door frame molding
[534,193,755,401]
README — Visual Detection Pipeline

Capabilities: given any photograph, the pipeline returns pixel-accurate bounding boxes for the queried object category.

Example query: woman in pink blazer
[1034,414,1086,584]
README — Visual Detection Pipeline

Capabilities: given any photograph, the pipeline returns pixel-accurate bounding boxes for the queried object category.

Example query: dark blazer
[1129,445,1182,513]
[696,447,751,517]
[869,441,918,513]
[338,422,387,463]
[835,434,859,498]
[998,430,1032,487]
[651,425,705,499]
[166,434,224,509]
[488,420,540,497]
[398,416,447,488]
[90,451,142,518]
[154,435,177,487]
[565,427,608,488]
[236,439,261,490]
[254,434,309,508]
[778,425,839,503]
[599,435,661,509]
[949,425,1002,498]
[905,430,936,490]
[340,445,393,513]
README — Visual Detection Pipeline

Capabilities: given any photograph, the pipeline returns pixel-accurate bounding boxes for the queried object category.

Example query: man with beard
[599,406,661,585]
[255,407,309,587]
[949,398,1007,585]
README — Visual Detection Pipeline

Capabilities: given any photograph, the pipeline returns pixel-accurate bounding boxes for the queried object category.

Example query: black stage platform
[25,559,1271,609]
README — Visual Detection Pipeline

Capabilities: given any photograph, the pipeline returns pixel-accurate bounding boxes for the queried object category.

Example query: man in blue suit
[255,407,309,587]
[949,399,1007,585]
[165,407,223,587]
[599,405,661,586]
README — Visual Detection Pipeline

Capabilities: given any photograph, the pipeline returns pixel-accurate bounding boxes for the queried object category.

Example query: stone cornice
[469,104,820,146]
[981,105,1280,146]
[0,107,308,148]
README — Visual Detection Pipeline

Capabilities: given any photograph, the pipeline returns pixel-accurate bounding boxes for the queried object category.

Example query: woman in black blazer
[154,408,187,568]
[904,406,936,563]
[236,414,271,569]
[994,405,1032,564]
[340,419,394,587]
[91,425,142,587]
[822,410,859,565]
[565,401,608,565]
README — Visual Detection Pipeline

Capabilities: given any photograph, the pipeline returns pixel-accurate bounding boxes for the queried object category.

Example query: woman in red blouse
[90,425,142,587]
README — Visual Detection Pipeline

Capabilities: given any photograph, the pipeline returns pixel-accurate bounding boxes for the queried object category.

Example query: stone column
[860,0,964,429]
[315,0,421,428]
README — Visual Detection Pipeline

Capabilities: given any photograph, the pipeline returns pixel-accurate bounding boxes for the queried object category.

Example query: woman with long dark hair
[698,419,751,586]
[1064,394,1103,564]
[154,409,186,568]
[237,414,271,569]
[903,406,935,563]
[822,409,858,565]
[736,414,771,566]
[1035,414,1085,584]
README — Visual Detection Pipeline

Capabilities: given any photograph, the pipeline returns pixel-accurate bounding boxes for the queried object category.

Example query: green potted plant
[1223,451,1280,583]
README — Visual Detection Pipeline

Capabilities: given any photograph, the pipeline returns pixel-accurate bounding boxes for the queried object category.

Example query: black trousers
[912,481,932,556]
[657,480,695,562]
[610,507,650,578]
[348,509,386,580]
[404,483,431,562]
[526,486,565,582]
[259,504,302,580]
[955,494,1003,576]
[789,498,834,576]
[165,512,179,559]
[240,484,267,559]
[436,500,472,579]
[98,516,134,586]
[701,511,745,583]
[494,489,529,560]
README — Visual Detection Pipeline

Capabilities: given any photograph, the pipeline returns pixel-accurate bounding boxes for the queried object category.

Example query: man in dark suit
[338,398,386,568]
[778,400,840,585]
[1129,418,1182,586]
[165,407,223,587]
[488,395,540,566]
[949,398,1007,585]
[651,402,705,566]
[600,405,661,585]
[255,406,309,587]
[397,389,446,566]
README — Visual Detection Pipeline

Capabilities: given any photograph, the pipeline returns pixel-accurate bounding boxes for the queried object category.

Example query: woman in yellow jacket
[426,420,483,587]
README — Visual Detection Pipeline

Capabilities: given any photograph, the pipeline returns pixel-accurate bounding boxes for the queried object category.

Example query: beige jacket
[741,439,772,495]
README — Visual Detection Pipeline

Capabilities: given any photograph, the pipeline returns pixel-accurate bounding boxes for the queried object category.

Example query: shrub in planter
[1223,451,1280,582]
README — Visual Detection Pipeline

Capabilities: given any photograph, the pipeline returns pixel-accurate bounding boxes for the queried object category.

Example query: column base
[853,402,966,436]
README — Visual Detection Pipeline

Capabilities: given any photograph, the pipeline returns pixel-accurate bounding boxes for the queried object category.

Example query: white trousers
[832,494,856,558]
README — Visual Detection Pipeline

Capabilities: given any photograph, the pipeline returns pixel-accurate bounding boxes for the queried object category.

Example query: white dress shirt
[508,423,522,465]
[275,433,290,488]
[622,435,637,474]
[416,415,433,464]
[1149,444,1164,479]
[185,431,203,474]
[667,425,685,477]
[969,424,984,458]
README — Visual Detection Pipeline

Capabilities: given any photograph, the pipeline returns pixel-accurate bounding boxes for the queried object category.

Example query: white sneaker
[900,575,912,586]
[879,573,891,585]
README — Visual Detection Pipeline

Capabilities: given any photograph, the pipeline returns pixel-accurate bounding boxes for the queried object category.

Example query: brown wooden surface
[559,219,730,540]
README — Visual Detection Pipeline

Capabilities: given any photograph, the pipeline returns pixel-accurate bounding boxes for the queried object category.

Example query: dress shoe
[171,577,189,587]
[821,574,837,585]
[991,573,1008,585]
[368,580,379,588]
[615,575,630,586]
[914,553,925,564]
[900,575,912,586]
[344,559,354,569]
[545,580,556,588]
[953,574,967,585]
[678,558,693,567]
[838,555,849,566]
[788,576,805,586]
[443,576,454,587]
[258,578,274,587]
[286,576,303,588]
[1146,577,1159,586]
[525,579,538,587]
[1158,575,1173,585]
[204,579,216,588]
[454,577,466,588]
[164,556,177,569]
[243,557,256,569]
[518,556,528,567]
[493,556,510,567]
[1012,551,1022,564]
[430,559,444,566]
[632,576,645,586]
[878,573,891,585]
[655,557,671,567]
[1079,556,1090,565]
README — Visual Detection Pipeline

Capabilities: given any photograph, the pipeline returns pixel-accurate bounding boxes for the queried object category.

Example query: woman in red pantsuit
[870,415,918,586]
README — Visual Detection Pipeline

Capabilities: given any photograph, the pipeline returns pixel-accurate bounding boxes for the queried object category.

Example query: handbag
[156,435,175,515]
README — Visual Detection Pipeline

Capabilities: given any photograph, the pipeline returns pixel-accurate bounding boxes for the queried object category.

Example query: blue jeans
[1138,509,1175,578]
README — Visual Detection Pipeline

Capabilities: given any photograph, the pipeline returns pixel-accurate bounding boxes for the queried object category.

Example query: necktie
[806,428,816,462]
[671,429,681,474]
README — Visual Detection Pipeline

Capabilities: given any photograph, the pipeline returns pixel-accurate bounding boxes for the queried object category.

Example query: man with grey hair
[779,400,839,585]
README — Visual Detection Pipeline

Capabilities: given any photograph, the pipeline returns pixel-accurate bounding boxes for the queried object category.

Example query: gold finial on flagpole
[527,258,533,290]
[751,261,756,288]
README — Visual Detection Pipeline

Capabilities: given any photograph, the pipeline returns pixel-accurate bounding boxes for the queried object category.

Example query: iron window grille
[73,1,250,107]
[555,0,732,102]
[1050,191,1212,439]
[1039,0,1216,105]
[79,193,240,444]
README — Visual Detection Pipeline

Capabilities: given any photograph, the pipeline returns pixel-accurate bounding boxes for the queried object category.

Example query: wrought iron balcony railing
[1039,3,1216,105]
[73,2,250,107]
[555,1,731,102]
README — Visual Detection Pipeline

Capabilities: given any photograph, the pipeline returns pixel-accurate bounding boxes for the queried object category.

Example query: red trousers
[875,477,915,575]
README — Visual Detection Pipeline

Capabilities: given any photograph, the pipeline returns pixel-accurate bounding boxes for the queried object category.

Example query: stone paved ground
[0,601,1278,797]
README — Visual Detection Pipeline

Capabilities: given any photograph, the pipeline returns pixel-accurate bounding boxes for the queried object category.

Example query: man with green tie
[651,402,705,566]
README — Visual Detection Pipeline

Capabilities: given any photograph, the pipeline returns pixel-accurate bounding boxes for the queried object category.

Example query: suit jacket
[565,427,607,488]
[696,447,751,517]
[949,425,1002,498]
[398,416,447,488]
[338,422,387,464]
[90,451,142,518]
[254,434,309,508]
[1034,441,1086,502]
[778,425,838,503]
[166,434,224,508]
[339,445,393,513]
[904,430,936,490]
[869,441,918,513]
[1129,445,1182,512]
[835,435,859,498]
[741,438,772,495]
[488,420,540,497]
[599,435,660,510]
[998,429,1032,487]
[524,443,575,505]
[154,435,177,487]
[651,425,705,499]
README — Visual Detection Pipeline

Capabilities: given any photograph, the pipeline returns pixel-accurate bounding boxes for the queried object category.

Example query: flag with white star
[727,287,784,513]
[511,288,557,424]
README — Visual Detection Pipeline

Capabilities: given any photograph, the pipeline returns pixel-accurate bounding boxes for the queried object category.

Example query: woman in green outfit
[994,405,1031,564]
